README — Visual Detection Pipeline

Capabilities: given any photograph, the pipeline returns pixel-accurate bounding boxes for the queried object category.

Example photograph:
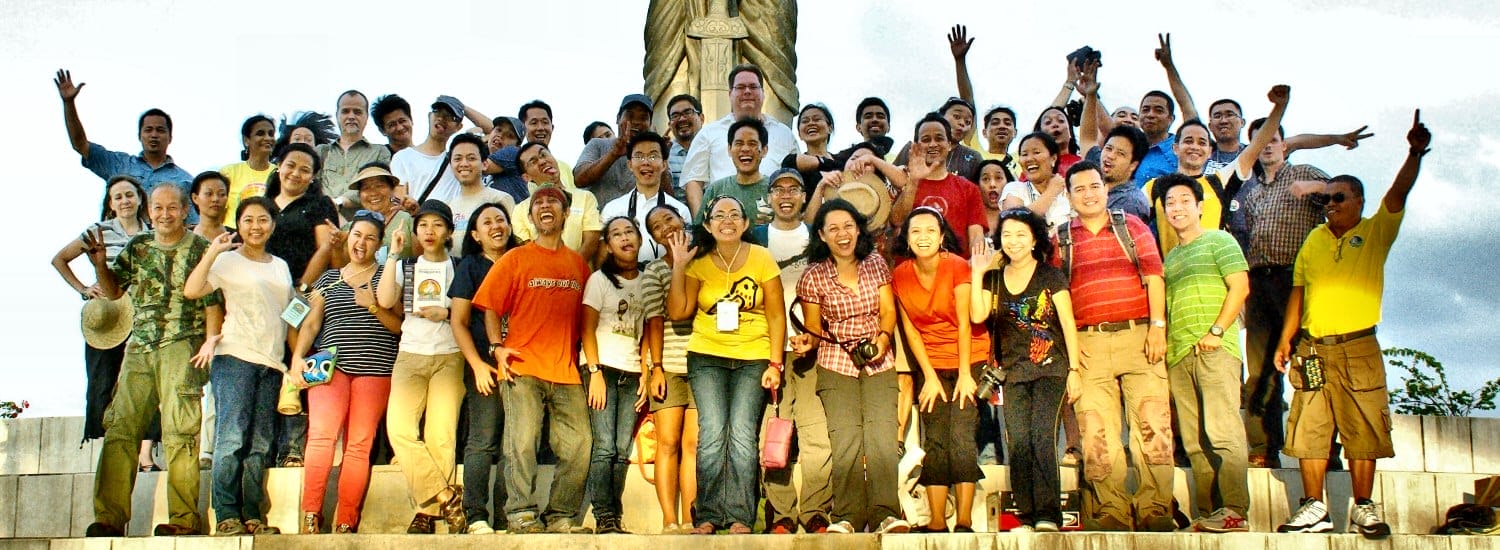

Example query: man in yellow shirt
[511,143,602,263]
[1271,111,1431,539]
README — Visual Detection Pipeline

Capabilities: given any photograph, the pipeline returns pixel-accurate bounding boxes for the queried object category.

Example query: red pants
[301,370,392,528]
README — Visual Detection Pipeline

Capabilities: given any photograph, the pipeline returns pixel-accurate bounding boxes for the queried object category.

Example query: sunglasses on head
[1309,192,1350,206]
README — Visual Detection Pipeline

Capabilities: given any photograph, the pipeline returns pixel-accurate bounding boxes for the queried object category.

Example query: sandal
[301,512,322,534]
[439,485,467,533]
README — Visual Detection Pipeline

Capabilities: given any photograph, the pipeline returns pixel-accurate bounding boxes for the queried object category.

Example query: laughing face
[730,126,766,177]
[450,142,484,186]
[904,212,944,260]
[629,141,665,185]
[1162,184,1202,233]
[1067,168,1108,219]
[470,205,511,252]
[523,106,554,145]
[798,108,831,147]
[999,218,1036,264]
[769,177,804,223]
[528,192,567,236]
[1174,125,1212,174]
[914,121,952,170]
[1018,136,1057,183]
[347,220,382,265]
[236,202,276,248]
[244,120,275,159]
[818,208,861,260]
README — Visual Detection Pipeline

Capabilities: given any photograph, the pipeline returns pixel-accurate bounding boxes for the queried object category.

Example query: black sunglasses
[1309,192,1350,206]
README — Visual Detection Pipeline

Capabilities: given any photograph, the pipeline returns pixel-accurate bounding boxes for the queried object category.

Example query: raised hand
[389,230,406,257]
[80,226,108,266]
[1076,59,1101,96]
[1407,110,1431,155]
[1268,84,1291,106]
[666,231,696,270]
[325,220,347,250]
[54,69,85,102]
[1154,33,1175,67]
[969,238,996,271]
[208,231,240,255]
[1338,126,1374,150]
[948,24,972,60]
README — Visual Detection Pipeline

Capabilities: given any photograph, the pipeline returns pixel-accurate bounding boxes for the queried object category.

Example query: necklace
[715,242,744,273]
[339,262,376,290]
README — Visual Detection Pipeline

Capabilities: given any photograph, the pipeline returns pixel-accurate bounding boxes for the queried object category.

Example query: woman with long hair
[789,199,907,534]
[665,195,785,535]
[640,204,699,533]
[890,206,991,533]
[220,115,276,227]
[452,202,519,534]
[970,207,1081,532]
[1002,132,1072,230]
[182,196,293,535]
[292,211,402,534]
[1032,106,1083,176]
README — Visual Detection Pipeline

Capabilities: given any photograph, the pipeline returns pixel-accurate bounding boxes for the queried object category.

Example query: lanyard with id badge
[713,244,746,333]
[281,264,375,328]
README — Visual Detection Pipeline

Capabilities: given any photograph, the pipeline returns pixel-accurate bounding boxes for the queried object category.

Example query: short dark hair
[459,202,519,258]
[518,99,553,122]
[690,195,757,259]
[668,93,703,114]
[1142,90,1176,116]
[138,108,173,133]
[1065,160,1103,187]
[1154,172,1203,205]
[516,142,549,175]
[235,195,281,224]
[891,206,964,260]
[727,64,764,87]
[266,143,324,199]
[1107,125,1149,164]
[728,117,768,145]
[940,97,974,117]
[975,158,1016,183]
[1329,174,1366,199]
[190,170,228,196]
[449,132,490,161]
[856,97,890,122]
[337,90,369,110]
[993,207,1053,264]
[350,210,387,240]
[1032,106,1079,154]
[1176,118,1211,140]
[1208,98,1242,117]
[806,198,874,264]
[983,106,1017,128]
[798,103,835,132]
[371,94,411,129]
[583,121,610,145]
[1247,117,1285,140]
[911,112,952,143]
[627,130,670,157]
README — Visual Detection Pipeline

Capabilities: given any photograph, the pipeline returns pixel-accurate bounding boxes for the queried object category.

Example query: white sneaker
[467,520,494,535]
[1034,520,1059,532]
[1276,498,1333,533]
[877,516,910,534]
[1010,524,1035,533]
[1348,501,1391,538]
[826,520,854,534]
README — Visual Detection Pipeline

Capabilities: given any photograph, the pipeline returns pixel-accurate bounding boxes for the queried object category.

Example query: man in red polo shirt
[1056,160,1173,532]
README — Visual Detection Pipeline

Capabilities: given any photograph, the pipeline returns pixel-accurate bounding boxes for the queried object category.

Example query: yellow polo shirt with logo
[1292,202,1404,337]
[1144,163,1244,256]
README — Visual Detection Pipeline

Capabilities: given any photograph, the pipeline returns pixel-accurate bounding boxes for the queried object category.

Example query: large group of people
[53,26,1430,540]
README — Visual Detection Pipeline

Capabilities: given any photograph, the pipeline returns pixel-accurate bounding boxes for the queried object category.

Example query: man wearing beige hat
[80,184,222,537]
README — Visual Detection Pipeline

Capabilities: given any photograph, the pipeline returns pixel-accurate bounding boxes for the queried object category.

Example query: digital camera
[976,362,1006,401]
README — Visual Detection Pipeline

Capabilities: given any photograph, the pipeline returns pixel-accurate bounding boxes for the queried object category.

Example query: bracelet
[769,361,784,371]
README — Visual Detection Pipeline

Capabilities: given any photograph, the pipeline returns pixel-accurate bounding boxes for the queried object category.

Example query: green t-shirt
[1162,230,1248,365]
[111,232,224,350]
[697,175,771,227]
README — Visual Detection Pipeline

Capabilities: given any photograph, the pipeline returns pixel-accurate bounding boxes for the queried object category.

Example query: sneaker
[1277,498,1333,533]
[1010,524,1035,533]
[279,456,304,468]
[804,514,830,534]
[1349,501,1391,538]
[333,523,355,534]
[727,523,752,534]
[546,517,593,534]
[301,512,322,534]
[406,513,437,534]
[467,520,494,535]
[1034,520,1059,532]
[826,520,854,534]
[243,519,279,535]
[214,518,245,536]
[1195,508,1249,533]
[877,516,911,534]
[596,516,628,534]
[508,513,545,534]
[769,518,796,534]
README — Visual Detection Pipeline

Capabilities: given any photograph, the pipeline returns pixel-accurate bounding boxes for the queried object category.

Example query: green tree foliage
[1386,348,1500,416]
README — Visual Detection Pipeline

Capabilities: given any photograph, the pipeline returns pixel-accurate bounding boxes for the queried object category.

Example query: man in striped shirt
[1057,161,1172,532]
[1158,174,1251,533]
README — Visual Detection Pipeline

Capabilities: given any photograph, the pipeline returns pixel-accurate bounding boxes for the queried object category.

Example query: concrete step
[2,532,1499,550]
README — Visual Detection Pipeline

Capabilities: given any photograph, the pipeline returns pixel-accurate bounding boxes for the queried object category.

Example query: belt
[1249,265,1293,275]
[1299,326,1377,346]
[1081,318,1150,333]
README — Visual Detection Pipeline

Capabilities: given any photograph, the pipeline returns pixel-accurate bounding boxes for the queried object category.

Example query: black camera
[976,363,1006,401]
[1066,45,1102,70]
[846,338,882,368]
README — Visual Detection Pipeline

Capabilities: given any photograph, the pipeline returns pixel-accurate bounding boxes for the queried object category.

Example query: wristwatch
[1209,325,1225,337]
[488,343,502,356]
[586,363,600,374]
[1150,319,1167,329]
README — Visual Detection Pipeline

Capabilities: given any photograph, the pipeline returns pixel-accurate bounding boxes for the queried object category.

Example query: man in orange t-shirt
[471,184,592,533]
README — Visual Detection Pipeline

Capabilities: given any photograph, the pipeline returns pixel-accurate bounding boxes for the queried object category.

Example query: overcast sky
[2,0,1496,417]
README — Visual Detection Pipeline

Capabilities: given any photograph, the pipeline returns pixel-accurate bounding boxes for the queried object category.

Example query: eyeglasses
[668,109,699,121]
[770,186,802,196]
[1309,192,1350,206]
[354,209,386,222]
[732,84,762,93]
[708,212,745,222]
[1209,111,1242,121]
[630,154,663,162]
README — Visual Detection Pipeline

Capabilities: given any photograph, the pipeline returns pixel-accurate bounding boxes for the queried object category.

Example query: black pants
[461,369,509,527]
[1245,267,1291,457]
[84,342,160,443]
[918,364,982,486]
[1003,376,1065,525]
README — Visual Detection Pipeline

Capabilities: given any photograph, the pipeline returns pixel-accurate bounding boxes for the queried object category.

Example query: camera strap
[789,297,862,349]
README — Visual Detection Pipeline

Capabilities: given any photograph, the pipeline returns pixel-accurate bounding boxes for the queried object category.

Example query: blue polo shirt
[1131,133,1178,190]
[83,142,196,223]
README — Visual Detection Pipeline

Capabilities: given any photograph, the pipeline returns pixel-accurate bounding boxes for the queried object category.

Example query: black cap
[414,199,453,229]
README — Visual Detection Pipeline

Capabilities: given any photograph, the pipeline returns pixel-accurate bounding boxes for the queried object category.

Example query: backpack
[1150,172,1240,229]
[1058,209,1145,288]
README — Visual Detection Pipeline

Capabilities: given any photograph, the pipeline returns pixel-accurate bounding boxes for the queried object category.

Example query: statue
[644,0,798,127]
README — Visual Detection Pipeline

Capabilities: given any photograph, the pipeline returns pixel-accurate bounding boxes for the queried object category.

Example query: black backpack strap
[1108,209,1146,288]
[415,157,450,205]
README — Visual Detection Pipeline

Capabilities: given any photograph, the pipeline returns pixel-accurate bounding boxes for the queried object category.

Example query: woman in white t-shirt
[183,196,294,535]
[375,199,466,534]
[1002,132,1072,232]
[582,216,650,533]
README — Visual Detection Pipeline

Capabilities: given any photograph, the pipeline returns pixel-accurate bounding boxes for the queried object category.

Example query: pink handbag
[761,387,794,469]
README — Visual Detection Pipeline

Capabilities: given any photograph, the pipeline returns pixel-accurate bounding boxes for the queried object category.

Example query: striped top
[83,218,137,264]
[640,258,693,374]
[312,266,399,376]
[1060,215,1163,327]
[1163,230,1248,365]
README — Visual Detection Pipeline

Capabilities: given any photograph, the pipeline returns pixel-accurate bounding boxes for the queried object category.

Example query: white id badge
[281,294,311,328]
[716,300,739,332]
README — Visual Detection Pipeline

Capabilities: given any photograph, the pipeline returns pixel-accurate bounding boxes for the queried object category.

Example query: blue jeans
[587,367,643,520]
[687,352,767,527]
[501,374,591,526]
[209,355,280,521]
[462,372,508,527]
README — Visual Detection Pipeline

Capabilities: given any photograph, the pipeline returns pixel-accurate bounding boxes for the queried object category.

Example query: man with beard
[318,90,392,218]
[665,94,704,198]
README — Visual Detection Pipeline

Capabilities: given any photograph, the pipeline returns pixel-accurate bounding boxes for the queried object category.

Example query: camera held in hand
[845,338,882,368]
[976,362,1006,401]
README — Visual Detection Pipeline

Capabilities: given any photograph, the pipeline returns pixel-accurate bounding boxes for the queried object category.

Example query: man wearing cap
[318,90,392,219]
[80,184,222,537]
[600,131,688,263]
[54,69,197,224]
[517,100,577,189]
[680,64,799,215]
[392,96,493,211]
[574,94,672,207]
[511,143,602,262]
[894,98,985,184]
[471,182,594,534]
[665,94,704,198]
